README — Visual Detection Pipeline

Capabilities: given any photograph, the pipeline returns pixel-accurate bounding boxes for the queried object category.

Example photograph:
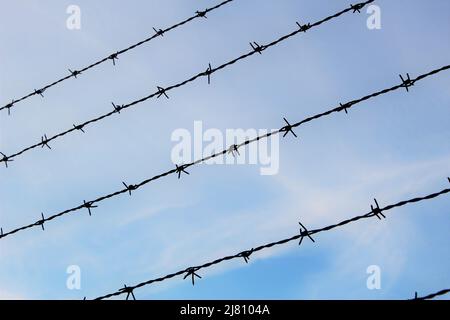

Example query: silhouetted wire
[0,64,448,240]
[413,288,450,300]
[0,0,235,114]
[91,186,450,300]
[0,1,375,166]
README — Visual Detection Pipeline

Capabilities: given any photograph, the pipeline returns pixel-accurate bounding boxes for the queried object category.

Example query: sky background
[0,0,449,300]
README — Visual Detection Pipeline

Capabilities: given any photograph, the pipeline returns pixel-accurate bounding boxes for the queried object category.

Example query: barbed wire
[0,64,448,240]
[91,185,450,300]
[413,289,450,300]
[0,1,375,166]
[0,0,235,115]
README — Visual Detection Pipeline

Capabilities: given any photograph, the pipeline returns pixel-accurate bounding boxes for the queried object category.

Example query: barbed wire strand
[0,64,449,240]
[413,289,450,300]
[0,0,235,115]
[0,1,375,165]
[91,186,450,300]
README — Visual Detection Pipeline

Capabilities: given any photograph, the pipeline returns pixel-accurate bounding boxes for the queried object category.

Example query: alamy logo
[366,265,381,290]
[66,5,81,30]
[66,265,81,290]
[171,121,280,175]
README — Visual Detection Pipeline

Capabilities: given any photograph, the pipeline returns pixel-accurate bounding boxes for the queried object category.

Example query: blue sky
[0,0,449,300]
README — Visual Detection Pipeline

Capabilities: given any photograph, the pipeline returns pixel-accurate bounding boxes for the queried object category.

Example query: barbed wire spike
[399,73,414,92]
[111,102,123,114]
[156,86,169,99]
[298,221,315,246]
[205,63,213,84]
[280,118,298,138]
[40,135,51,150]
[196,10,207,19]
[153,27,164,37]
[228,144,240,157]
[120,285,136,300]
[108,52,119,66]
[0,152,13,168]
[37,213,45,231]
[83,200,97,216]
[34,88,45,97]
[351,3,365,13]
[73,124,85,133]
[122,182,138,196]
[239,248,254,264]
[184,267,202,286]
[68,69,81,78]
[339,102,350,114]
[371,198,386,220]
[175,164,190,179]
[5,100,14,115]
[0,227,3,237]
[296,21,311,32]
[250,42,264,54]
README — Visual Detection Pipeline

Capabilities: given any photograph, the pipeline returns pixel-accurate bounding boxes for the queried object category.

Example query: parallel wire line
[0,1,375,165]
[414,289,450,300]
[0,0,235,114]
[0,64,449,240]
[92,187,450,300]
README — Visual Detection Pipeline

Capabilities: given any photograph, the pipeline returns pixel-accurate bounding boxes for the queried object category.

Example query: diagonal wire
[413,289,450,300]
[0,64,448,240]
[91,186,450,300]
[0,0,235,114]
[0,1,375,165]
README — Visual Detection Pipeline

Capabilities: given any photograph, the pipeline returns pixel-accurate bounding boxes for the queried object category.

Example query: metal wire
[0,64,448,240]
[413,288,450,300]
[0,0,235,114]
[91,185,450,300]
[0,1,375,166]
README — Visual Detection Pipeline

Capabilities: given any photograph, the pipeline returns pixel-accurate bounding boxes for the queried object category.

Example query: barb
[111,102,124,114]
[175,164,190,179]
[413,289,450,300]
[40,134,51,150]
[298,221,314,246]
[83,200,97,216]
[68,69,82,79]
[296,22,311,32]
[34,88,45,98]
[122,182,138,196]
[92,186,450,300]
[250,41,265,54]
[37,213,45,231]
[152,27,164,38]
[0,1,375,165]
[205,63,213,85]
[73,124,85,133]
[399,73,414,92]
[119,285,137,300]
[1,64,448,240]
[109,52,119,66]
[0,0,235,114]
[183,267,202,286]
[239,248,254,263]
[280,118,298,138]
[156,86,169,99]
[227,144,240,157]
[0,152,13,168]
